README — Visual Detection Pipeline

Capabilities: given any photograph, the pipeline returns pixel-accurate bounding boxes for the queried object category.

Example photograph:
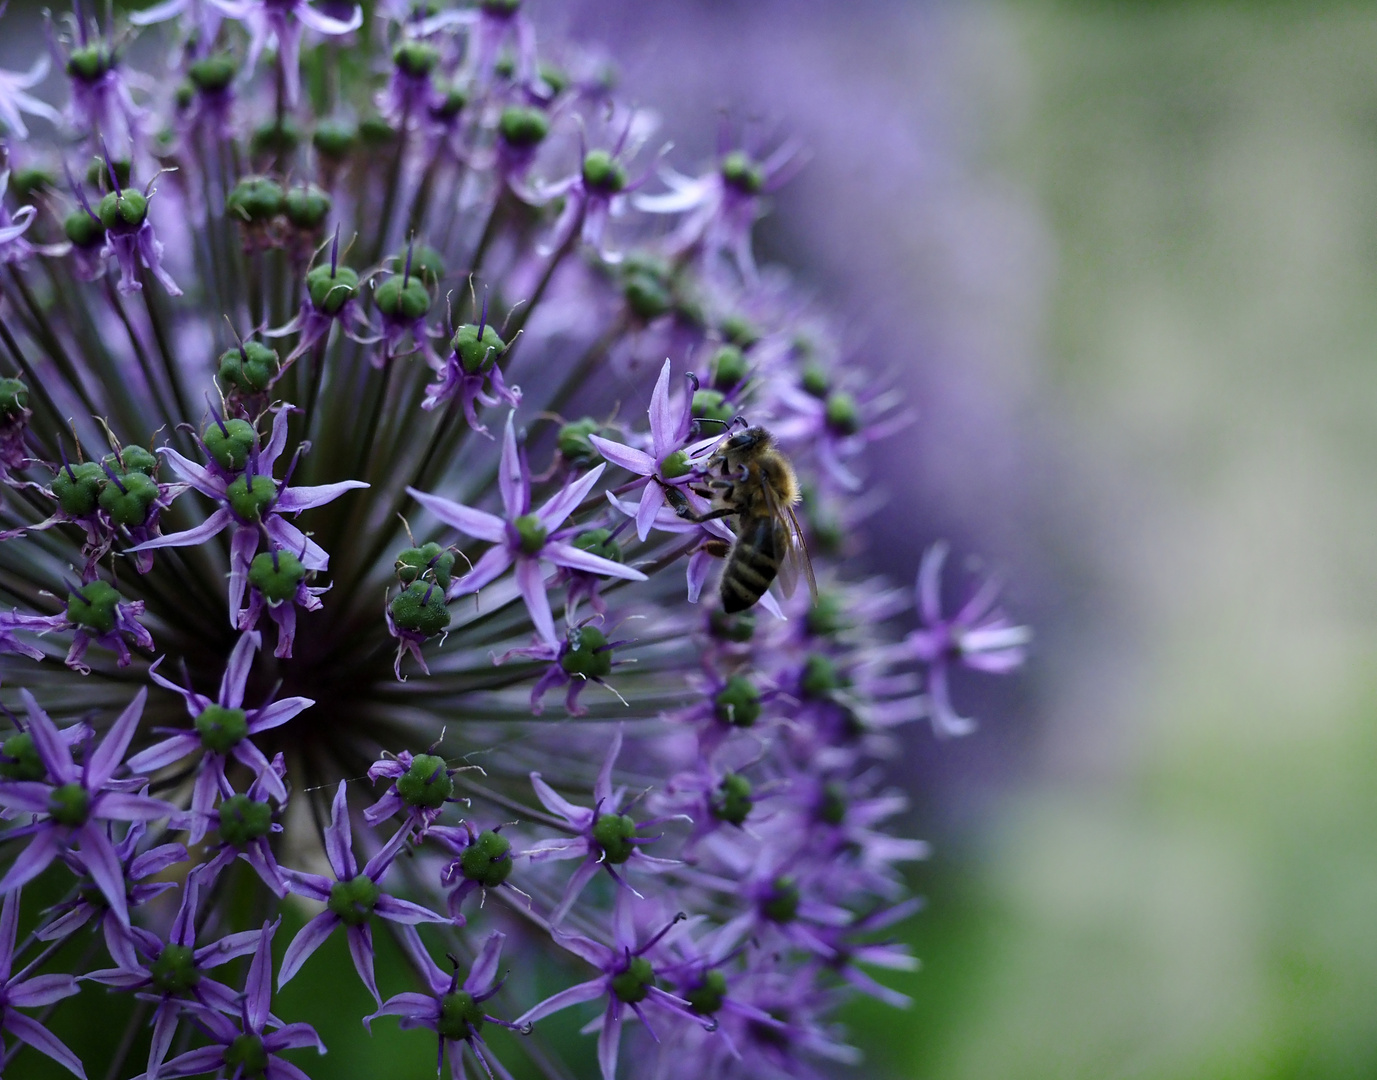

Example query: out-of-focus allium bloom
[905,541,1031,737]
[0,889,84,1078]
[0,4,1026,1078]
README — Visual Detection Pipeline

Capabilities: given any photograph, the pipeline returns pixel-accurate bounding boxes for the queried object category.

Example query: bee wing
[760,481,818,603]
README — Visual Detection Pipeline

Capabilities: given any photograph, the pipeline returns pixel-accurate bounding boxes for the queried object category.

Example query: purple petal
[634,480,666,542]
[274,480,368,513]
[260,408,291,474]
[366,992,437,1030]
[76,825,130,926]
[193,927,263,968]
[548,859,600,926]
[597,1003,623,1080]
[154,447,226,498]
[19,691,75,784]
[4,1009,88,1079]
[373,894,447,925]
[244,920,277,1029]
[0,889,17,978]
[463,932,505,994]
[0,781,55,813]
[544,543,648,582]
[325,780,357,879]
[261,1021,326,1054]
[594,726,623,807]
[127,508,232,554]
[530,774,594,827]
[295,1,362,34]
[497,412,527,519]
[407,488,506,543]
[149,1044,225,1079]
[515,558,557,648]
[146,1000,179,1080]
[228,525,260,622]
[245,696,313,733]
[586,436,654,476]
[514,977,605,1027]
[8,972,80,1007]
[647,359,676,459]
[917,542,948,626]
[282,869,333,903]
[93,792,176,822]
[126,733,200,774]
[278,910,337,988]
[534,463,608,532]
[447,544,514,597]
[218,631,261,708]
[231,741,287,804]
[263,516,329,571]
[347,923,380,1005]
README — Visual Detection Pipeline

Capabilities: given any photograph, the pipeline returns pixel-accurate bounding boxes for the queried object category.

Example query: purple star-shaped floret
[133,919,324,1080]
[128,407,367,621]
[84,865,266,1080]
[0,889,85,1078]
[368,927,521,1080]
[0,58,61,140]
[904,541,1030,738]
[587,359,710,542]
[198,753,291,897]
[515,894,709,1080]
[206,0,362,106]
[524,726,681,925]
[0,688,174,926]
[128,630,312,843]
[407,412,647,648]
[278,781,447,1004]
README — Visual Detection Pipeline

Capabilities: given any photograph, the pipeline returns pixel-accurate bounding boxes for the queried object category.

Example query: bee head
[725,425,771,454]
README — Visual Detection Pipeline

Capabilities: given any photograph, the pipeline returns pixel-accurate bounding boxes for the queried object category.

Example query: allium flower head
[0,4,1027,1079]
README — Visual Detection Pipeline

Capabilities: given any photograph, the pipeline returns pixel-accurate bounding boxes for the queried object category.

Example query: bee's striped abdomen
[720,515,784,613]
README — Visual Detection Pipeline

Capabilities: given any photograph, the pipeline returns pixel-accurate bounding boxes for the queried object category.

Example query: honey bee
[666,425,817,612]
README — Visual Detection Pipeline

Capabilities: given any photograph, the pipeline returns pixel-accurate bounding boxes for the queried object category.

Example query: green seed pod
[447,322,506,375]
[692,389,734,428]
[683,969,728,1015]
[825,392,860,436]
[388,245,446,288]
[800,362,830,398]
[63,211,105,249]
[708,609,755,643]
[393,41,440,78]
[0,378,28,420]
[188,53,237,93]
[0,732,44,782]
[557,418,602,463]
[10,168,54,202]
[305,263,360,314]
[98,470,160,527]
[498,105,549,149]
[622,256,672,320]
[65,580,123,634]
[226,176,286,224]
[559,624,613,680]
[202,418,258,472]
[284,184,332,230]
[710,772,754,826]
[720,150,765,195]
[225,474,277,522]
[591,812,638,864]
[52,462,106,517]
[512,514,547,555]
[610,957,655,1004]
[358,114,397,146]
[805,592,848,638]
[437,991,485,1041]
[389,581,451,637]
[374,274,431,321]
[217,794,274,846]
[313,119,358,160]
[218,342,281,394]
[86,156,131,193]
[396,753,453,808]
[248,551,306,604]
[431,81,468,120]
[98,189,148,231]
[224,1035,268,1076]
[395,542,455,590]
[761,875,800,923]
[713,675,761,727]
[48,782,91,827]
[711,344,749,390]
[572,528,620,564]
[459,829,513,888]
[817,781,847,826]
[720,314,760,348]
[149,944,201,995]
[800,653,845,698]
[250,118,301,158]
[195,704,249,754]
[538,61,569,95]
[327,875,379,926]
[581,149,627,194]
[105,445,157,475]
[66,45,113,83]
[660,449,693,480]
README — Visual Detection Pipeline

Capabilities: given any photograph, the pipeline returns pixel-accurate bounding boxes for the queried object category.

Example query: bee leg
[702,539,731,559]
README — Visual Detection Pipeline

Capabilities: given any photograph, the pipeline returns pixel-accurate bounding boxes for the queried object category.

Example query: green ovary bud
[226,176,285,224]
[396,753,453,809]
[581,149,627,194]
[53,462,106,517]
[720,150,764,194]
[538,60,568,94]
[396,542,456,589]
[805,593,847,638]
[87,157,131,193]
[720,314,760,348]
[11,168,54,201]
[98,471,159,527]
[659,450,693,480]
[394,41,440,77]
[48,782,91,827]
[572,528,620,564]
[313,119,357,160]
[513,514,547,556]
[818,781,847,826]
[710,772,754,826]
[622,258,672,320]
[432,82,468,119]
[202,419,257,472]
[66,45,112,82]
[558,418,601,463]
[306,264,360,314]
[106,446,157,475]
[389,581,451,637]
[218,342,280,394]
[825,392,860,436]
[713,676,760,728]
[226,474,277,523]
[389,245,446,287]
[0,379,27,420]
[195,705,248,755]
[683,969,728,1015]
[498,105,549,148]
[359,114,398,146]
[149,943,201,995]
[375,274,431,321]
[327,875,380,926]
[284,184,332,230]
[559,624,612,680]
[437,990,485,1041]
[188,53,236,93]
[709,609,755,643]
[610,956,655,1004]
[800,654,845,698]
[692,390,734,427]
[97,189,148,231]
[251,118,301,158]
[223,1034,268,1077]
[217,794,274,846]
[711,345,749,390]
[0,733,44,782]
[450,323,506,375]
[459,829,513,888]
[63,211,104,249]
[66,580,122,634]
[591,812,638,864]
[248,551,305,604]
[800,362,830,399]
[761,876,800,923]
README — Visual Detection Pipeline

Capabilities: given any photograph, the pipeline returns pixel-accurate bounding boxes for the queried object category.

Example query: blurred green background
[845,2,1377,1077]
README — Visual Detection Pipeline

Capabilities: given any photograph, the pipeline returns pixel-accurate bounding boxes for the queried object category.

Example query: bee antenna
[693,417,733,429]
